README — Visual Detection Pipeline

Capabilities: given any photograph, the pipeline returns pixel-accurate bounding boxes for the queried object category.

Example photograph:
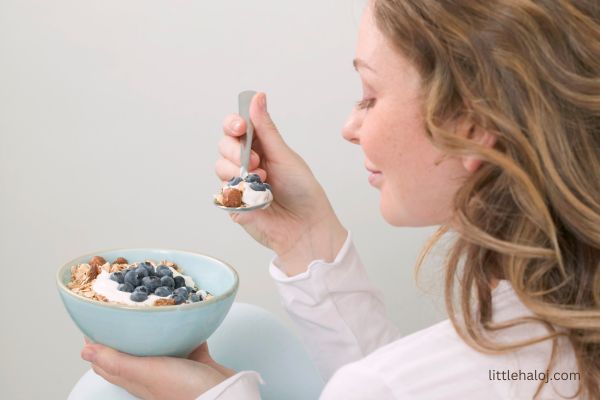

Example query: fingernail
[82,347,97,363]
[231,120,242,132]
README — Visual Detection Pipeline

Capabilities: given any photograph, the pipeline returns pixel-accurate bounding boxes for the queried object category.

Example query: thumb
[249,92,290,157]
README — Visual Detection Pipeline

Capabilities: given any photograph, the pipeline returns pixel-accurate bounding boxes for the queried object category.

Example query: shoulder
[324,314,579,400]
[322,319,512,399]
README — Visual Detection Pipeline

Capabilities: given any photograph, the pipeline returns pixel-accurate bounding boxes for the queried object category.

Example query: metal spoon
[214,90,273,212]
[238,90,256,179]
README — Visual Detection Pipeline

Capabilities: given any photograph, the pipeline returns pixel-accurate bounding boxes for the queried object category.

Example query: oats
[101,262,111,273]
[163,260,179,271]
[68,263,98,287]
[94,293,108,302]
[110,263,129,273]
[154,298,176,306]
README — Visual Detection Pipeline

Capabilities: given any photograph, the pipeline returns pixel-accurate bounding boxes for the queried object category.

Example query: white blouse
[198,232,580,399]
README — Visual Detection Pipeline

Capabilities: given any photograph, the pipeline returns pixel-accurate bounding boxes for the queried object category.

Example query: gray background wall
[0,0,446,398]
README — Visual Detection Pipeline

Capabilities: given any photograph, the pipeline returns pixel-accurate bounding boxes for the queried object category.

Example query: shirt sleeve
[195,371,264,400]
[269,231,402,381]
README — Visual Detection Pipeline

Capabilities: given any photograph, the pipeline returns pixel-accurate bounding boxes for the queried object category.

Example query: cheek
[383,156,469,226]
[354,95,468,226]
[363,98,425,157]
[368,125,459,226]
[359,111,404,168]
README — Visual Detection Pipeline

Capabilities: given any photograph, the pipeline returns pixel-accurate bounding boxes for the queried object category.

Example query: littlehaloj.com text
[489,369,580,384]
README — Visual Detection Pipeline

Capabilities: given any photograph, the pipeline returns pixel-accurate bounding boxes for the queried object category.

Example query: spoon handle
[238,90,257,178]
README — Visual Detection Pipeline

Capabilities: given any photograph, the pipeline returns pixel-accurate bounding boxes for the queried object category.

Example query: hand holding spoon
[214,90,273,212]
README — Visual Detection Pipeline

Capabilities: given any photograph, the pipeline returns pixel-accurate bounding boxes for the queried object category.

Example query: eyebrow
[353,58,376,73]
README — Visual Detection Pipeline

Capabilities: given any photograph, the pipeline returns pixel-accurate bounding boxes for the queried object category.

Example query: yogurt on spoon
[214,174,273,209]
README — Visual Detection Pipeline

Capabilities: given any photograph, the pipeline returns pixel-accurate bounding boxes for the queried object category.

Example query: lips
[365,164,382,187]
[365,165,381,174]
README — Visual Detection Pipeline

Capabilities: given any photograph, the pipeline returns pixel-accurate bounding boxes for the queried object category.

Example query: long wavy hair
[372,0,600,398]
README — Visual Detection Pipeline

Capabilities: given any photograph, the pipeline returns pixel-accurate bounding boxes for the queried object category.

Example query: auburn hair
[372,0,600,398]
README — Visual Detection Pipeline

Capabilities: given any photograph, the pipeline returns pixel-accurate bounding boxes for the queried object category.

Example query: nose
[342,108,360,145]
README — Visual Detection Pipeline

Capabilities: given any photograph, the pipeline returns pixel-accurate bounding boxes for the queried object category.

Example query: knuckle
[215,159,229,172]
[222,114,235,127]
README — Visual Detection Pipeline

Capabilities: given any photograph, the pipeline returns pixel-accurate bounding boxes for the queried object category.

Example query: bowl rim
[56,247,239,312]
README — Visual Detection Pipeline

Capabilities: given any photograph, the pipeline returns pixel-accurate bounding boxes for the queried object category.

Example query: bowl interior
[58,248,238,302]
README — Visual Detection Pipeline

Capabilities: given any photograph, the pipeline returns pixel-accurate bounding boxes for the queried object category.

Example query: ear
[460,124,497,173]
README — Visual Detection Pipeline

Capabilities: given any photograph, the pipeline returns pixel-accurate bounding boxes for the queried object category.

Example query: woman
[80,0,600,398]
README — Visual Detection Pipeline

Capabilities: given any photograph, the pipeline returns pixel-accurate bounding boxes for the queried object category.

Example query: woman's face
[342,2,470,227]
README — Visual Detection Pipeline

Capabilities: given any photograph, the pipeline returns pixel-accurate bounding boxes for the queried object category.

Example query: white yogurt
[227,180,273,207]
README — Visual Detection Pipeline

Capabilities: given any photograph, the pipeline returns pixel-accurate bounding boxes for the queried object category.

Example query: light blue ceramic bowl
[57,248,238,357]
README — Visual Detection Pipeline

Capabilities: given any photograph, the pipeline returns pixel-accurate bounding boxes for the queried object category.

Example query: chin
[379,196,433,227]
[380,198,410,227]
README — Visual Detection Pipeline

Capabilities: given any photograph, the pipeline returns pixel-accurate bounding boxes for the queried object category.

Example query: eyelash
[356,98,376,110]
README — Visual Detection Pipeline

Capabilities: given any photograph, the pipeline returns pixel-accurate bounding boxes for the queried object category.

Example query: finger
[248,93,289,156]
[188,342,211,363]
[92,364,125,387]
[215,158,267,182]
[92,365,146,400]
[215,158,242,181]
[222,114,247,137]
[218,136,261,167]
[230,212,253,225]
[84,344,153,386]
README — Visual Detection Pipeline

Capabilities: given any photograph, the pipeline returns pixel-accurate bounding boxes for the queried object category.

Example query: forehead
[355,3,420,88]
[355,2,385,68]
[358,3,408,66]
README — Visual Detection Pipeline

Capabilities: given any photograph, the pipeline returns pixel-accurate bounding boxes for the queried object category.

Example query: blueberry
[264,183,271,191]
[173,294,186,305]
[173,287,188,298]
[190,293,202,302]
[134,285,149,294]
[160,275,175,289]
[173,276,186,289]
[124,270,141,287]
[154,286,172,297]
[244,173,261,183]
[117,282,134,293]
[185,286,195,294]
[142,276,161,293]
[249,182,267,191]
[130,291,148,302]
[156,265,173,278]
[139,261,155,276]
[135,266,149,279]
[110,271,125,284]
[228,176,243,186]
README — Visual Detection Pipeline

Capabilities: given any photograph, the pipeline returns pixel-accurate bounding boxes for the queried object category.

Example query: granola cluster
[67,256,113,302]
